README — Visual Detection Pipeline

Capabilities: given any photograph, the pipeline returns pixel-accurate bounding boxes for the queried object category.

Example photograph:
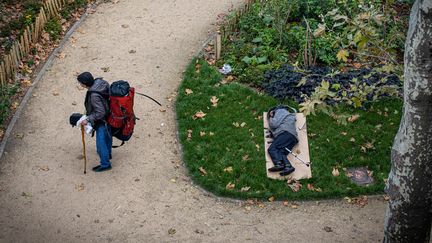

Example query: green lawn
[175,59,402,200]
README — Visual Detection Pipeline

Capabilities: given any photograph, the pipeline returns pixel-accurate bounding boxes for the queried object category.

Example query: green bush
[44,17,62,40]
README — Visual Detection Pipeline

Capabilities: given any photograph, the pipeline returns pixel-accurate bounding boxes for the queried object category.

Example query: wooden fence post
[216,32,222,60]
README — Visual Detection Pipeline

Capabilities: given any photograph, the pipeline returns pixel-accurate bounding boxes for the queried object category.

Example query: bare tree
[383,0,432,242]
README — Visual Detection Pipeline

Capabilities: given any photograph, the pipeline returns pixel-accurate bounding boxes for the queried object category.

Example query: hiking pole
[136,92,162,106]
[80,124,87,174]
[285,147,311,167]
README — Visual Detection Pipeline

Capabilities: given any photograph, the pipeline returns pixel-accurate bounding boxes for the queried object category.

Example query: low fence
[0,0,69,86]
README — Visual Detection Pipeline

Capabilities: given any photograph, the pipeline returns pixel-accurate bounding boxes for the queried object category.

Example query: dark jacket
[269,108,298,139]
[84,78,109,127]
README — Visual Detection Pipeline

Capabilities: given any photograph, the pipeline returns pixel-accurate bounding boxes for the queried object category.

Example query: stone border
[0,4,97,159]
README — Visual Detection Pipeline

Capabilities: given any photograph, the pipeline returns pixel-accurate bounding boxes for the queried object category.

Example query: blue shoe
[93,165,112,172]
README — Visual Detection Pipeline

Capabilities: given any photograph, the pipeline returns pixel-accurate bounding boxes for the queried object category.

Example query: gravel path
[0,0,386,242]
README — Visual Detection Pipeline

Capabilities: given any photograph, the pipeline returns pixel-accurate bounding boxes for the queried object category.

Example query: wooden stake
[216,32,222,60]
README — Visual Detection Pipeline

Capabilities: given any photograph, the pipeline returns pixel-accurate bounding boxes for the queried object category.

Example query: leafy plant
[44,17,62,40]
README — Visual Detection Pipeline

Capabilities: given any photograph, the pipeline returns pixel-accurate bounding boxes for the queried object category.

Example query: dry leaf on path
[55,52,66,59]
[52,91,59,96]
[192,111,206,120]
[75,183,84,191]
[225,182,235,190]
[37,165,50,171]
[168,228,176,235]
[268,196,275,202]
[101,67,110,73]
[210,96,219,107]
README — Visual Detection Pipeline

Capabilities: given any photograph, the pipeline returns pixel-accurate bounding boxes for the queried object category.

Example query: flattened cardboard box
[264,112,312,180]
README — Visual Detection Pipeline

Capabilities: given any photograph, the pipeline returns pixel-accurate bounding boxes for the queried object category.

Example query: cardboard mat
[264,112,312,180]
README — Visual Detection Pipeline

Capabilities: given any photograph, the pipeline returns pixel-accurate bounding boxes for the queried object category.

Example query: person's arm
[86,93,107,125]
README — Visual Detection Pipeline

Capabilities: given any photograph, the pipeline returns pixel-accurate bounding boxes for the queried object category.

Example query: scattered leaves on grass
[287,180,302,192]
[220,75,234,84]
[192,111,206,120]
[198,167,207,176]
[185,89,193,95]
[332,168,340,177]
[209,132,215,136]
[240,122,246,127]
[187,129,192,140]
[210,96,219,107]
[233,122,240,127]
[75,183,84,191]
[223,166,233,173]
[195,60,201,73]
[225,182,235,190]
[350,137,356,142]
[199,131,206,136]
[307,183,322,192]
[255,144,260,151]
[340,132,347,136]
[240,186,250,192]
[242,154,249,161]
[347,114,360,123]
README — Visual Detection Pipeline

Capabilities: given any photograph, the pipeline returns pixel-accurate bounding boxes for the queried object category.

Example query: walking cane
[285,147,311,167]
[80,124,87,174]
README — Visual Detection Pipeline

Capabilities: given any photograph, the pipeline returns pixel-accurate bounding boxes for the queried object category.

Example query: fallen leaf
[195,62,201,73]
[307,183,315,191]
[340,132,347,136]
[360,146,367,153]
[233,122,240,127]
[210,96,219,107]
[185,89,193,95]
[287,180,302,192]
[242,155,249,161]
[353,63,362,69]
[352,196,368,208]
[245,205,252,211]
[258,203,265,208]
[350,137,356,142]
[52,91,59,96]
[21,192,32,197]
[170,178,177,183]
[332,168,340,177]
[11,102,19,109]
[198,167,207,176]
[383,195,390,201]
[283,201,289,206]
[225,182,235,190]
[159,109,166,112]
[72,101,77,106]
[37,165,50,171]
[209,132,215,136]
[337,49,349,62]
[121,24,129,28]
[192,111,206,120]
[101,67,110,72]
[75,183,84,191]
[347,114,360,123]
[55,52,66,59]
[364,141,375,149]
[290,203,298,209]
[344,197,352,203]
[240,122,246,127]
[240,186,250,192]
[200,131,206,136]
[187,129,192,140]
[128,49,136,54]
[224,166,233,173]
[22,79,32,87]
[323,226,333,232]
[367,170,374,177]
[268,196,275,202]
[168,228,176,235]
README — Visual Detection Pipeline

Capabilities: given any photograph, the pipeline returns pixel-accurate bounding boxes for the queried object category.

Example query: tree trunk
[383,1,432,242]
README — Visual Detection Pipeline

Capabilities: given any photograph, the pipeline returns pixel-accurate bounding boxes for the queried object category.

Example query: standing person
[77,72,112,172]
[267,106,298,176]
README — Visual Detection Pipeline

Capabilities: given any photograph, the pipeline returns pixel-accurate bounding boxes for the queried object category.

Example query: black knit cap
[77,72,95,86]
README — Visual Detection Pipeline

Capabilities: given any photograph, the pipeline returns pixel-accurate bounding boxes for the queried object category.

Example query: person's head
[77,72,94,88]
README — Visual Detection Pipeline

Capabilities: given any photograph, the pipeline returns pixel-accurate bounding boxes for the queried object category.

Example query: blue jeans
[268,132,298,166]
[96,124,112,168]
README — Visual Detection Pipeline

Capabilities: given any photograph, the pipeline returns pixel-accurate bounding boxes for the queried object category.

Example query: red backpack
[107,80,136,146]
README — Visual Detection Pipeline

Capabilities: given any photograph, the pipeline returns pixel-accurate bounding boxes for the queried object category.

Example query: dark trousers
[268,132,298,165]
